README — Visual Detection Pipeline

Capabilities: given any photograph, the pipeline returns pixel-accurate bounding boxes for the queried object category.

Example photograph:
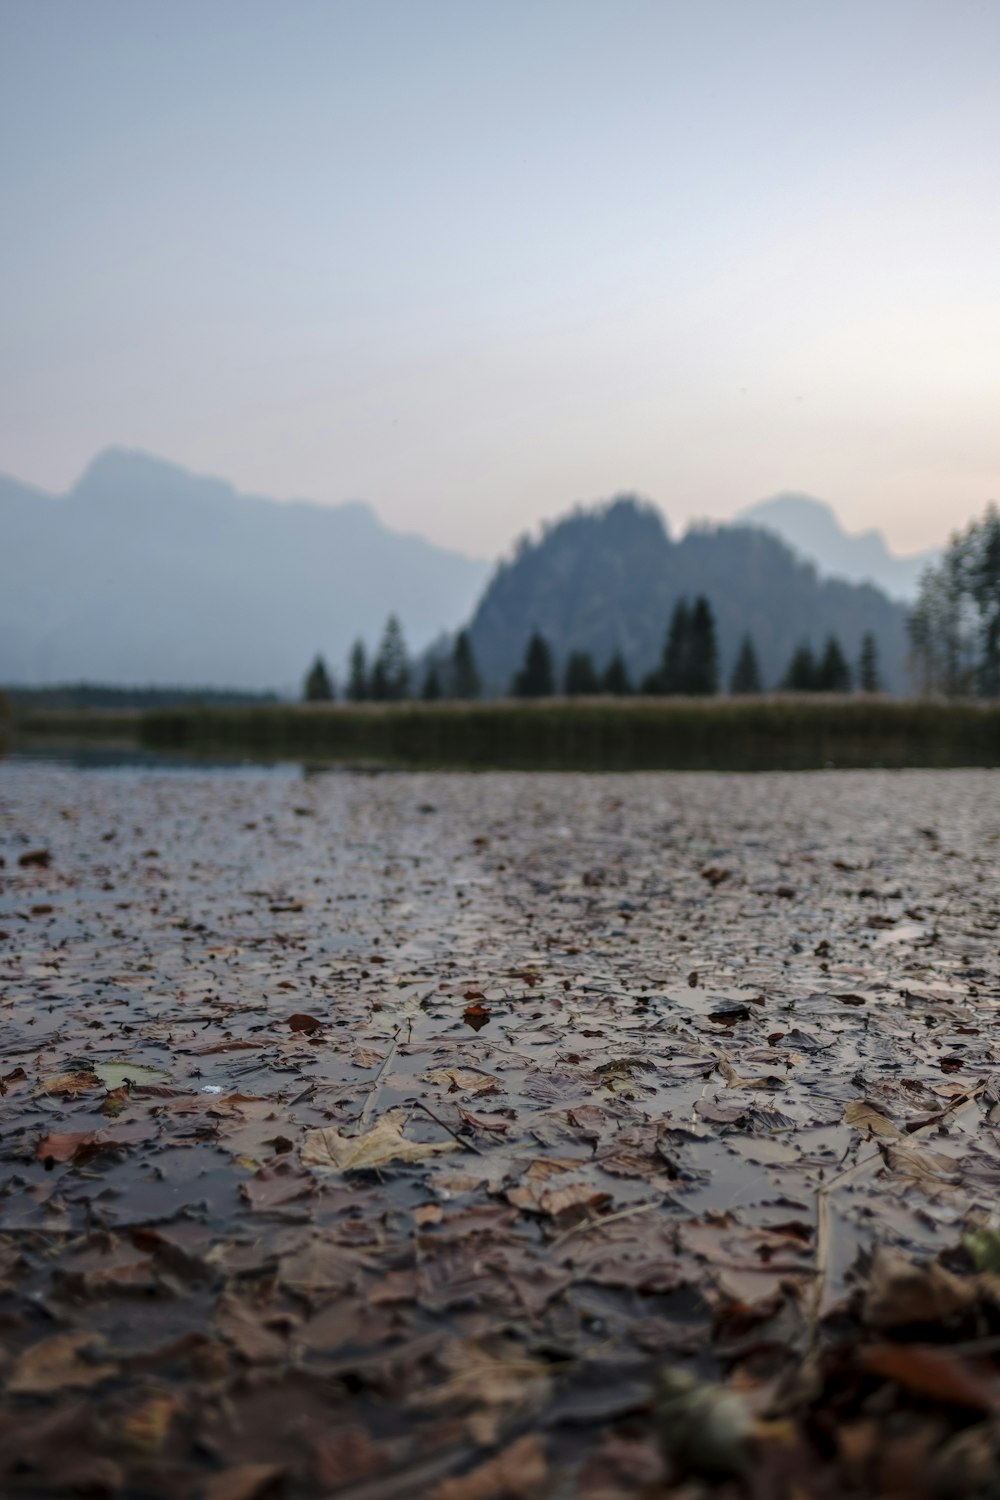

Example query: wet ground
[1,763,999,1498]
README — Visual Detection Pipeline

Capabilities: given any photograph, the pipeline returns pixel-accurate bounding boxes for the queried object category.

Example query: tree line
[509,598,879,697]
[303,618,481,702]
[304,598,881,701]
[909,504,1000,697]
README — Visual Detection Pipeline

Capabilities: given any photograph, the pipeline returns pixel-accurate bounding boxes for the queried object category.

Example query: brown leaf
[427,1433,548,1499]
[287,1012,323,1033]
[7,1332,118,1394]
[36,1130,97,1164]
[18,848,51,868]
[864,1248,975,1330]
[861,1342,999,1413]
[215,1293,293,1363]
[115,1394,181,1454]
[423,1066,502,1096]
[202,1463,283,1500]
[43,1072,101,1096]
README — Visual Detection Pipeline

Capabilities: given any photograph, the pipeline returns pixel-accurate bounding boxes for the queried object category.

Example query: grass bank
[131,696,1000,770]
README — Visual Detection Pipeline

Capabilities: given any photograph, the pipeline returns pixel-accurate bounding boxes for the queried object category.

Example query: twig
[548,1197,660,1252]
[355,1035,398,1131]
[405,1096,483,1155]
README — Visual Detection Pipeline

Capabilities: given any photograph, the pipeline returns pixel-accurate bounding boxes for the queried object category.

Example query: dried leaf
[8,1332,118,1394]
[427,1433,548,1499]
[302,1108,458,1171]
[844,1100,903,1138]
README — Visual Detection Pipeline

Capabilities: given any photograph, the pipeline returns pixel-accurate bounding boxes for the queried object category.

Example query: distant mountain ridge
[465,497,911,692]
[738,493,938,599]
[0,449,490,691]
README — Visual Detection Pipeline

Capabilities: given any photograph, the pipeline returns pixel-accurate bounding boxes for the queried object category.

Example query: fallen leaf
[423,1066,502,1096]
[861,1342,998,1413]
[116,1394,181,1453]
[36,1130,97,1163]
[427,1433,548,1499]
[7,1332,118,1394]
[43,1072,101,1095]
[844,1100,903,1139]
[202,1463,283,1500]
[864,1248,975,1330]
[302,1108,458,1171]
[287,1013,323,1033]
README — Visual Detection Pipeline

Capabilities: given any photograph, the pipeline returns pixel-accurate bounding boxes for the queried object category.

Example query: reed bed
[124,696,1000,770]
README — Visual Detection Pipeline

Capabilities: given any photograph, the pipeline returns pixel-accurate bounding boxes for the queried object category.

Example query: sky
[2,0,998,559]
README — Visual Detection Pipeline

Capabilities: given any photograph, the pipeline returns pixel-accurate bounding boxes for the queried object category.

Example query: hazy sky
[2,0,998,557]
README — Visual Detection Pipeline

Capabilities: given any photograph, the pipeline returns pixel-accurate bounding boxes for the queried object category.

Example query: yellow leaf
[843,1100,903,1138]
[302,1108,458,1171]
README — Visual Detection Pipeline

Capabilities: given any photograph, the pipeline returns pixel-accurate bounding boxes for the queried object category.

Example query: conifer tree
[781,643,819,691]
[686,596,719,694]
[563,650,599,695]
[451,630,481,699]
[601,651,633,695]
[511,631,555,697]
[421,662,442,701]
[817,635,851,692]
[660,599,691,694]
[858,632,880,692]
[371,615,410,701]
[729,634,763,694]
[303,655,334,701]
[347,640,369,702]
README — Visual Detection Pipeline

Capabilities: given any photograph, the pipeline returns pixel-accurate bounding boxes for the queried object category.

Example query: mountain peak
[737,492,938,599]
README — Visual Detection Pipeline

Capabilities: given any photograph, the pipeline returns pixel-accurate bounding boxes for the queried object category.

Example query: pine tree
[781,643,819,691]
[601,651,633,695]
[511,631,555,697]
[451,630,481,699]
[347,640,368,702]
[303,654,334,701]
[858,632,880,692]
[686,596,719,694]
[563,650,599,695]
[660,599,691,694]
[817,635,851,692]
[421,662,442,701]
[371,615,410,701]
[729,634,763,694]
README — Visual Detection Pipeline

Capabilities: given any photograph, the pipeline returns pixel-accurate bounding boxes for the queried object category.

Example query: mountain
[737,493,938,599]
[0,449,490,691]
[465,497,911,692]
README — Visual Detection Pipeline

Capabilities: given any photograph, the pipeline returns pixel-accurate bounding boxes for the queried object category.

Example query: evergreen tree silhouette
[563,650,599,695]
[451,630,481,699]
[511,632,555,697]
[659,599,691,693]
[421,662,442,701]
[729,634,763,694]
[781,643,819,691]
[686,596,719,694]
[303,655,334,701]
[601,651,633,695]
[371,615,410,701]
[817,635,851,692]
[347,640,368,702]
[858,632,880,692]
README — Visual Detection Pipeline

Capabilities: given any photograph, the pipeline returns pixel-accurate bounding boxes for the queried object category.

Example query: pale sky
[2,0,998,557]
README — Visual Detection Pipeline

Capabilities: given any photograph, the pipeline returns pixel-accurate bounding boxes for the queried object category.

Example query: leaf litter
[1,762,1000,1496]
